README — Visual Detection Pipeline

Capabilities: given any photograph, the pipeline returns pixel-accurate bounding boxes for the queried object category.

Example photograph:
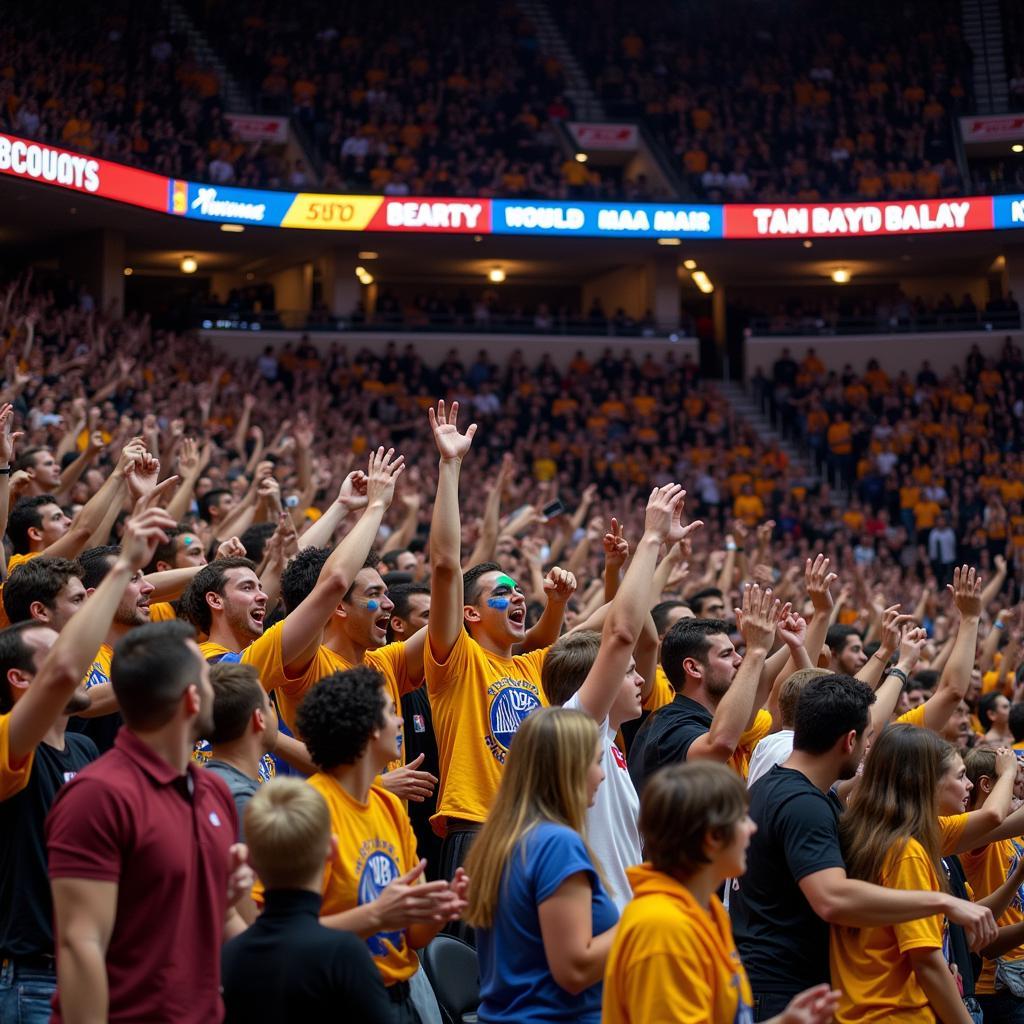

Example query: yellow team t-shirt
[198,621,287,691]
[273,643,412,773]
[148,601,177,622]
[642,665,674,712]
[0,711,34,800]
[300,774,421,986]
[896,704,927,728]
[830,837,945,1022]
[83,643,113,692]
[603,863,753,1024]
[732,710,774,781]
[425,629,547,833]
[961,837,1024,994]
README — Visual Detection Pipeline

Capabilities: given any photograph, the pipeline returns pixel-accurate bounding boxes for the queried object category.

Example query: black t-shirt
[0,732,98,956]
[401,685,442,878]
[729,765,846,994]
[943,855,978,999]
[627,693,712,794]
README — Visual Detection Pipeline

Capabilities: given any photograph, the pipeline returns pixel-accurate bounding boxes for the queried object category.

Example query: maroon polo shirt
[46,728,237,1023]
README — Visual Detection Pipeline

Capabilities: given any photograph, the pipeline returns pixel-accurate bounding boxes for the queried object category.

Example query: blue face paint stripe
[487,597,510,610]
[366,599,380,611]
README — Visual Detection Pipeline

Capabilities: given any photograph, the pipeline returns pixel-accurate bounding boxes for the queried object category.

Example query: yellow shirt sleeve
[147,601,177,622]
[896,704,927,729]
[887,844,944,954]
[241,621,287,691]
[643,666,674,712]
[938,813,968,857]
[0,711,34,801]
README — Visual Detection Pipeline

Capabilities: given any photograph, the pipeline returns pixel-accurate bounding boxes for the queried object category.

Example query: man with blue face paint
[425,401,578,892]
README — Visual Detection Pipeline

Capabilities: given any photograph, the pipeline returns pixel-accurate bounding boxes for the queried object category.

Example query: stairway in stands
[517,0,606,121]
[962,0,1010,112]
[717,380,821,488]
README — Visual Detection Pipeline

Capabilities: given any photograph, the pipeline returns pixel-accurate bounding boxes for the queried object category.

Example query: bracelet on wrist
[995,620,1007,631]
[0,465,11,476]
[886,666,909,686]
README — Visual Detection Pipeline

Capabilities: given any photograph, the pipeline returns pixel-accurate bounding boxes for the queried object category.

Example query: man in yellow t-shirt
[426,402,577,879]
[253,669,465,1020]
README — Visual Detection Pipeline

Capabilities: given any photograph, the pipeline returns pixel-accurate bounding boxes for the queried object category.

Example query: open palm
[429,400,477,461]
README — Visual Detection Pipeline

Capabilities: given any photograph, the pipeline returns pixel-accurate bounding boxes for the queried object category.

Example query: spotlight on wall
[180,256,198,274]
[488,266,507,283]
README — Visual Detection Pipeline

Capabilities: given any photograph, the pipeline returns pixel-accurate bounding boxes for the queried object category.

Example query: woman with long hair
[603,762,838,1024]
[834,724,975,1023]
[464,707,618,1023]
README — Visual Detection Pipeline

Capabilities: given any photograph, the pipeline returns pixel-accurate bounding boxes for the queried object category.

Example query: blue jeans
[0,960,56,1024]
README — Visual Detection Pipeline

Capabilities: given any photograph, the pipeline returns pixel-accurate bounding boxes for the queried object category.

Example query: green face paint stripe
[497,574,518,590]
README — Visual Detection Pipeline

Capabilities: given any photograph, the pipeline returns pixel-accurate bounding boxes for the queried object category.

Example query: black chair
[422,934,480,1024]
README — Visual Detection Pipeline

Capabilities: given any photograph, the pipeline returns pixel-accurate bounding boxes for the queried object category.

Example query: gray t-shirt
[204,760,259,840]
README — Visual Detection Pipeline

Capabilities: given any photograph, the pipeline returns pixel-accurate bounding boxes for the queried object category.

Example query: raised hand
[897,625,928,669]
[177,437,201,476]
[226,843,255,907]
[805,554,838,613]
[215,536,247,560]
[0,403,23,465]
[603,517,629,570]
[365,446,406,510]
[736,584,784,652]
[119,507,177,571]
[336,470,369,511]
[543,566,578,605]
[124,450,161,503]
[995,747,1018,779]
[948,565,982,619]
[777,611,808,651]
[878,604,916,658]
[429,399,476,462]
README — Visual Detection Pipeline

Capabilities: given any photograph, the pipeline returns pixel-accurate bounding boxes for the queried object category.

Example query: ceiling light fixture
[180,256,198,274]
[488,266,506,283]
[691,270,714,294]
[831,268,851,284]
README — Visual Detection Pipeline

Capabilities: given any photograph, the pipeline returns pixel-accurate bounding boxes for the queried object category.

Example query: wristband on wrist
[995,620,1007,631]
[725,542,737,551]
[886,666,909,685]
[0,466,10,476]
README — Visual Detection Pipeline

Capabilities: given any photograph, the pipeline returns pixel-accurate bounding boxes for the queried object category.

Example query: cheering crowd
[4,273,1024,1023]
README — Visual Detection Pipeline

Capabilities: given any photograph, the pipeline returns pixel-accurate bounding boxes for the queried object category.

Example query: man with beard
[0,507,174,1023]
[627,590,784,793]
[46,618,253,1024]
[730,674,998,1021]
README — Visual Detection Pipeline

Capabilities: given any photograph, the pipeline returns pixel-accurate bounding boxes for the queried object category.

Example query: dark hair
[13,447,47,474]
[208,662,264,744]
[910,669,940,690]
[382,570,414,589]
[110,620,200,730]
[295,665,387,770]
[0,621,47,712]
[978,691,1008,732]
[145,524,185,574]
[463,562,502,606]
[78,546,121,590]
[826,624,862,657]
[792,673,875,754]
[280,546,329,613]
[178,558,257,634]
[661,618,729,690]
[238,522,277,566]
[686,587,724,615]
[198,488,233,523]
[7,496,61,554]
[1009,703,1024,743]
[639,762,748,877]
[3,557,83,624]
[652,600,689,637]
[389,582,430,622]
[380,549,410,571]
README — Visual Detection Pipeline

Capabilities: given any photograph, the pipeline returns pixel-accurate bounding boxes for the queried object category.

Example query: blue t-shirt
[476,821,618,1023]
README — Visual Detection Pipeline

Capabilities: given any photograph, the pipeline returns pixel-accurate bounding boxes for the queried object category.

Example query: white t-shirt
[564,693,642,909]
[747,729,795,788]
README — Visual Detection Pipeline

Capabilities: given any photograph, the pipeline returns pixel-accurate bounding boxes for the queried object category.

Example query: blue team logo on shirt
[358,851,405,957]
[257,754,276,782]
[84,661,108,689]
[488,684,541,753]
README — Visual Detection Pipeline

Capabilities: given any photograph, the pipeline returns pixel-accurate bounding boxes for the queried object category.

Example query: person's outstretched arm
[427,401,476,663]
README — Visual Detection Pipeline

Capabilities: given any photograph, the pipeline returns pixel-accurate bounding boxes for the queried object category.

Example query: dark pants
[753,991,794,1022]
[388,980,422,1024]
[0,959,56,1024]
[439,823,480,947]
[979,990,1024,1023]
